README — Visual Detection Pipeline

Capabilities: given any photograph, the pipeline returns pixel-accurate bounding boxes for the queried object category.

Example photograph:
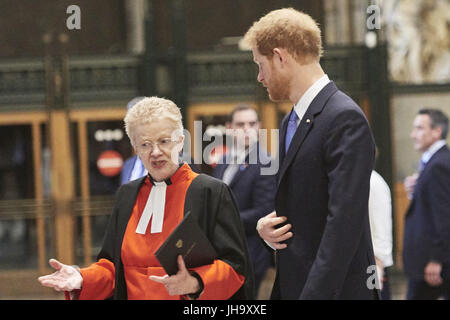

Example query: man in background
[403,108,450,300]
[213,104,276,297]
[120,97,147,185]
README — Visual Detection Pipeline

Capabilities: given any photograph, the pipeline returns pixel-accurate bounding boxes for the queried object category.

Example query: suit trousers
[407,279,450,300]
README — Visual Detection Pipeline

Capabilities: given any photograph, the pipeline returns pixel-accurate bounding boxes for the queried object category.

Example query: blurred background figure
[120,97,147,185]
[369,148,394,300]
[403,108,450,300]
[212,104,276,298]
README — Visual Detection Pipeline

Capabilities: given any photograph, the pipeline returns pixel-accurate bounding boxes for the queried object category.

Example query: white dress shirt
[421,140,446,164]
[292,74,330,126]
[222,142,256,185]
[368,171,393,267]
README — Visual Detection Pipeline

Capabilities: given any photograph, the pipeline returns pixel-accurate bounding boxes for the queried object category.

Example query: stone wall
[381,0,450,83]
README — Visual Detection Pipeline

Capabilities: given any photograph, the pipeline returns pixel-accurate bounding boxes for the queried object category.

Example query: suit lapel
[277,82,338,186]
[215,161,228,180]
[228,146,255,188]
[422,145,448,174]
[229,166,245,188]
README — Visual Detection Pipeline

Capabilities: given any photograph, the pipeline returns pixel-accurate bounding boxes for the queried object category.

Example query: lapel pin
[306,119,311,124]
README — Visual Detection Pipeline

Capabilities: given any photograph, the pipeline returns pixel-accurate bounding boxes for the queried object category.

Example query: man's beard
[267,70,290,102]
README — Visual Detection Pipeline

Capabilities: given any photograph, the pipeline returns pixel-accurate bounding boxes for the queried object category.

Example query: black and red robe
[77,163,254,300]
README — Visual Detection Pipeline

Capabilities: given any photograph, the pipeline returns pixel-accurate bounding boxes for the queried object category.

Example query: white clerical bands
[136,181,167,234]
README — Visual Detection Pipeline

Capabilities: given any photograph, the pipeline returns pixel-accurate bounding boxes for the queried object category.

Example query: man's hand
[375,257,384,290]
[149,255,201,296]
[38,259,83,292]
[404,173,418,199]
[256,211,293,249]
[424,261,443,287]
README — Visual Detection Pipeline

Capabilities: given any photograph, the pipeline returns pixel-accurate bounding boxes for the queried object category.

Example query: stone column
[125,0,146,54]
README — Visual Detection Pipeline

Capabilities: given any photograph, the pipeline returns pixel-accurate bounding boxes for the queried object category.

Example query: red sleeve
[77,258,115,300]
[192,259,244,300]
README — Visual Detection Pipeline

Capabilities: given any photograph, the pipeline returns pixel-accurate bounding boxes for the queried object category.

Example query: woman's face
[133,118,184,182]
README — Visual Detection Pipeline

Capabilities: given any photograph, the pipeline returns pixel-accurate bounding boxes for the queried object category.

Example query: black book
[155,211,218,275]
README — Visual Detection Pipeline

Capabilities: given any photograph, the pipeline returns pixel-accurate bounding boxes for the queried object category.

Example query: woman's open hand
[38,259,83,292]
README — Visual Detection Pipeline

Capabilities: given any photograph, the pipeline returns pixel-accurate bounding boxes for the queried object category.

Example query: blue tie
[418,159,426,173]
[285,110,299,153]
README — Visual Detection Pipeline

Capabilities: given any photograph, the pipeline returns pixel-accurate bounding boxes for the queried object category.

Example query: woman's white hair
[124,96,183,147]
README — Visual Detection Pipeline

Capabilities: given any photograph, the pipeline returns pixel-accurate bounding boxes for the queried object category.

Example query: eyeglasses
[136,137,179,154]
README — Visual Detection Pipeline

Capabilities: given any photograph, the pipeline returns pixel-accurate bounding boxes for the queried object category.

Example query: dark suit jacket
[403,145,450,280]
[98,173,254,299]
[272,81,378,300]
[213,144,276,284]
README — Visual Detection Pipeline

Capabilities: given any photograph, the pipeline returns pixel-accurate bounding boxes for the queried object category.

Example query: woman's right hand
[38,259,83,292]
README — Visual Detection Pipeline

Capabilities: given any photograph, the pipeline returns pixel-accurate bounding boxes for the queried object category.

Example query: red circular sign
[97,150,124,177]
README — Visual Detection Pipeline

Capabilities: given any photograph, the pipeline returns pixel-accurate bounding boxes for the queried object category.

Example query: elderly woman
[38,97,253,300]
